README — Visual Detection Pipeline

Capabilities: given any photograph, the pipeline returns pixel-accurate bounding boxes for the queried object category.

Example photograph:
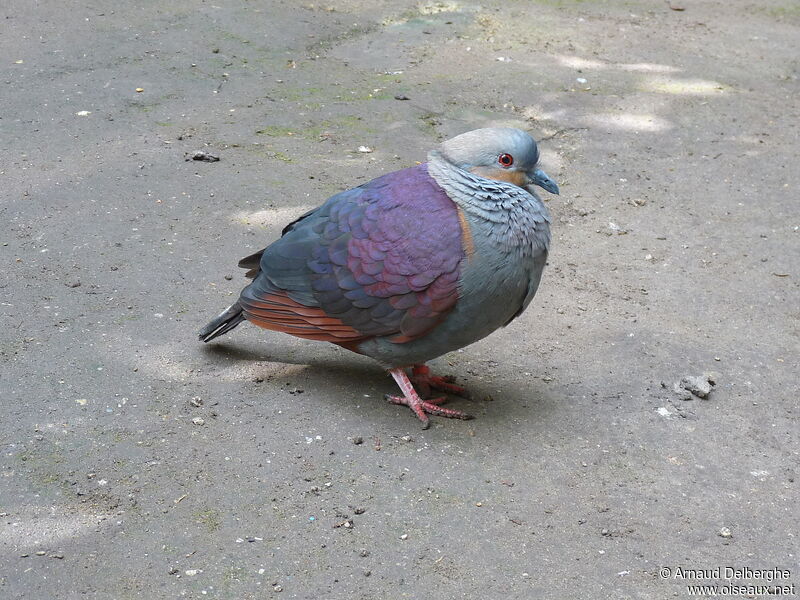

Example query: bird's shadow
[200,341,559,428]
[201,341,388,390]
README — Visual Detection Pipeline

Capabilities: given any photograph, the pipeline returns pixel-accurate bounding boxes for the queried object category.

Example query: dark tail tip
[199,302,246,343]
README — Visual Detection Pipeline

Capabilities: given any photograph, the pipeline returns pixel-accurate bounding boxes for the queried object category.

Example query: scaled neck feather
[426,151,551,254]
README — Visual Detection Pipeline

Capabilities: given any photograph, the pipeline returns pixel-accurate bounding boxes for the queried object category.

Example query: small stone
[135,87,144,93]
[66,280,81,288]
[394,94,410,101]
[190,150,220,162]
[185,569,201,576]
[190,397,203,407]
[224,274,233,280]
[169,567,179,575]
[35,551,46,556]
[273,584,283,592]
[192,417,205,426]
[631,197,646,206]
[399,533,408,540]
[50,553,64,559]
[363,570,372,577]
[601,528,610,536]
[401,435,412,442]
[671,383,694,401]
[680,374,714,399]
[353,507,366,515]
[605,222,628,236]
[718,527,732,538]
[352,436,363,445]
[357,146,373,153]
[359,549,369,557]
[475,502,483,507]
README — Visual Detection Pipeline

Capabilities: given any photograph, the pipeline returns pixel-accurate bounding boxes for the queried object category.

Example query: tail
[199,301,246,343]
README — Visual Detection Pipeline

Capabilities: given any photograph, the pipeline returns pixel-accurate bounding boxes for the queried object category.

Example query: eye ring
[498,153,514,167]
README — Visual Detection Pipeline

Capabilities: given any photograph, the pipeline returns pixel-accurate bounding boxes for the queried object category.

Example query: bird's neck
[426,151,548,222]
[426,152,551,255]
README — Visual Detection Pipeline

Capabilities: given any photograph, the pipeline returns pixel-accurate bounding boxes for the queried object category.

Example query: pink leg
[410,364,470,399]
[387,368,473,429]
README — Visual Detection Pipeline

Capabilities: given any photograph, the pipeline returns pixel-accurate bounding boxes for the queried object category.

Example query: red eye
[498,153,514,167]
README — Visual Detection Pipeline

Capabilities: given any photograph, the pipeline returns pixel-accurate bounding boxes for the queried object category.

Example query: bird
[199,127,559,428]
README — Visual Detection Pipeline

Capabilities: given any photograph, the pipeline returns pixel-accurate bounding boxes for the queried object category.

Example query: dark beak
[529,168,560,195]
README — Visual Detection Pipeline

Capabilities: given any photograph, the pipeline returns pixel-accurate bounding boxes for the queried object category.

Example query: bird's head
[439,127,559,195]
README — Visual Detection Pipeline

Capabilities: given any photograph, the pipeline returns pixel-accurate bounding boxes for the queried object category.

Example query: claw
[388,367,473,427]
[410,364,471,399]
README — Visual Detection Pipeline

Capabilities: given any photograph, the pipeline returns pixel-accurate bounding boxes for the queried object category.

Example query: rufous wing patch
[240,290,370,346]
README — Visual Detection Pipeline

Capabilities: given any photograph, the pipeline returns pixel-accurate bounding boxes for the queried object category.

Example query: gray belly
[357,248,544,368]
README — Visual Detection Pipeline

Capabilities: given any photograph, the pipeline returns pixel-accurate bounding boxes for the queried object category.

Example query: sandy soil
[2,1,798,598]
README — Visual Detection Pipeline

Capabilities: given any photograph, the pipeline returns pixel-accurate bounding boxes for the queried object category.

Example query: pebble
[352,436,363,445]
[359,549,369,557]
[357,146,373,153]
[190,397,203,407]
[224,274,233,280]
[674,374,716,400]
[190,150,220,162]
[35,551,46,556]
[605,222,628,235]
[399,534,408,540]
[192,417,205,426]
[718,527,732,538]
[273,584,283,592]
[681,375,713,398]
[671,383,694,402]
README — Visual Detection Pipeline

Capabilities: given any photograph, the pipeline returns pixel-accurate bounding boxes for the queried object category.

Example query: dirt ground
[2,1,798,598]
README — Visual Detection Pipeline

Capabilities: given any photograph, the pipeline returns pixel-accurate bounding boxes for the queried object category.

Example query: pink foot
[410,364,471,399]
[387,367,473,429]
